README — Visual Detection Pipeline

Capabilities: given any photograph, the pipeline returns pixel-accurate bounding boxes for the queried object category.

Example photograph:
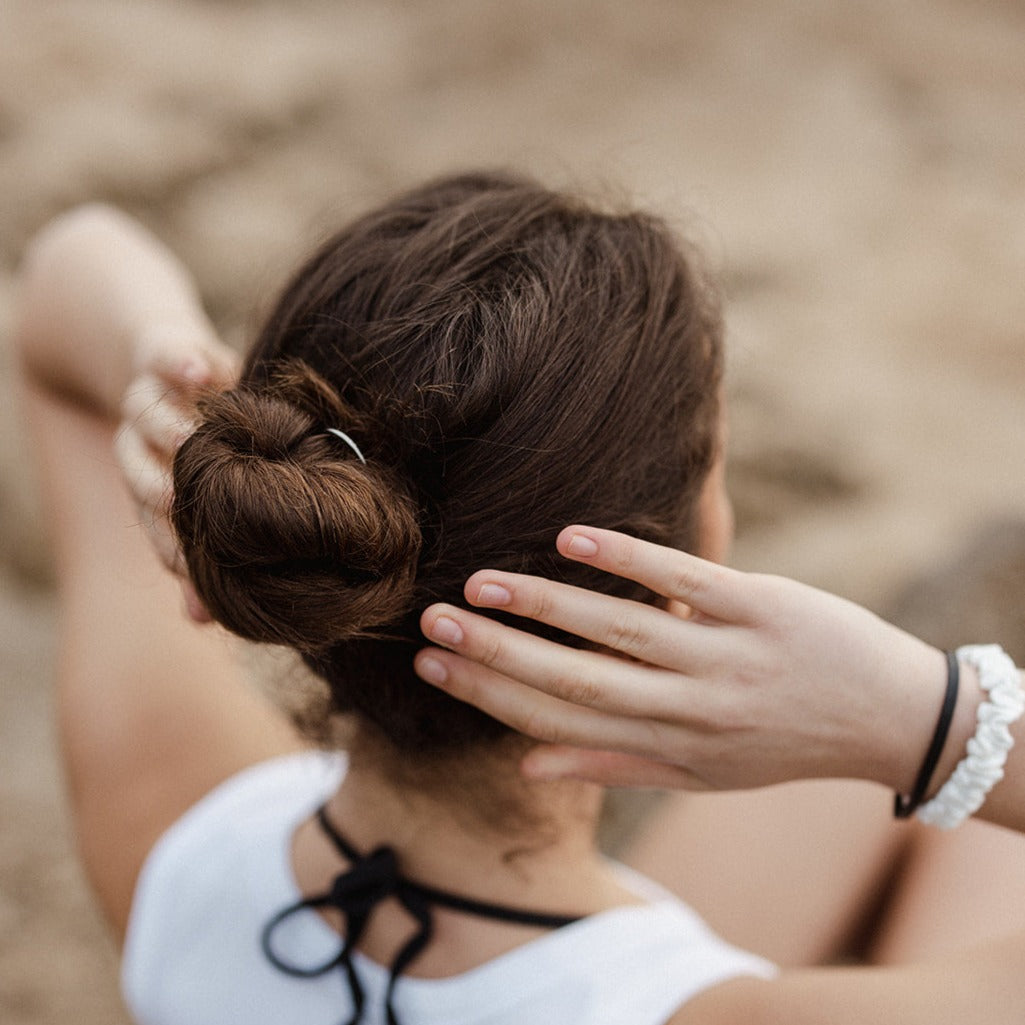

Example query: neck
[290,741,644,977]
[319,744,619,914]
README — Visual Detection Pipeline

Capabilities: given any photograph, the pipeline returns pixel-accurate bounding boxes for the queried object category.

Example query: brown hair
[172,171,722,756]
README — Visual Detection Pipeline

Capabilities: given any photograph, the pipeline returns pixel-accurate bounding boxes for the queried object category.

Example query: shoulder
[122,751,346,1021]
[127,749,346,911]
[546,868,776,1025]
[608,861,776,988]
[152,749,346,837]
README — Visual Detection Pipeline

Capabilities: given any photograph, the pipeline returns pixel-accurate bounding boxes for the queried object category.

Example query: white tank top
[122,752,774,1025]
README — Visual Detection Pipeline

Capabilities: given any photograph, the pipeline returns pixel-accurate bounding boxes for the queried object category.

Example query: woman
[14,173,1025,1024]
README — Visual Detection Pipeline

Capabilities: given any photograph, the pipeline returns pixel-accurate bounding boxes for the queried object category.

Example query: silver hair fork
[324,428,367,465]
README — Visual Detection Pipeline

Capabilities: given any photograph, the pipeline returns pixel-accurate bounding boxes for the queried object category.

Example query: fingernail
[428,615,464,646]
[566,534,598,557]
[476,583,511,606]
[416,656,448,685]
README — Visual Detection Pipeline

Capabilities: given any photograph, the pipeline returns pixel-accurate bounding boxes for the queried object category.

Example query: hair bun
[171,372,421,652]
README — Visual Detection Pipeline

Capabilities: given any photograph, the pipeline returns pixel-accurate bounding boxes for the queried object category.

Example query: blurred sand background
[1,1,1024,1022]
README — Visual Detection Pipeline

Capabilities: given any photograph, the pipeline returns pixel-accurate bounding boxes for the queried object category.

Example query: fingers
[121,373,197,453]
[553,526,756,622]
[414,643,667,755]
[114,323,235,611]
[114,427,180,568]
[116,381,186,575]
[418,603,701,721]
[462,568,728,673]
[113,423,171,513]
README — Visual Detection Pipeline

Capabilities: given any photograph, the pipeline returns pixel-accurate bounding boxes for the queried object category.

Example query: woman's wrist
[17,204,214,418]
[863,635,953,796]
[920,658,984,804]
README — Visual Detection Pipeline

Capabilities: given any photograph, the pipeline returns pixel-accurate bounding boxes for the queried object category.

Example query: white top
[123,752,774,1025]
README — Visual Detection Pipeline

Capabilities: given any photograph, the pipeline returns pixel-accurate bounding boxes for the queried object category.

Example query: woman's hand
[17,203,243,622]
[416,525,948,793]
[116,325,239,620]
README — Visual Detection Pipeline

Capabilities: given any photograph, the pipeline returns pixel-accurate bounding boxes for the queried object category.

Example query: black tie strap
[261,806,583,1025]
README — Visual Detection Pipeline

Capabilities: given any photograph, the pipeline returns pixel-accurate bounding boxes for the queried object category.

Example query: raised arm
[415,525,1025,835]
[15,206,305,938]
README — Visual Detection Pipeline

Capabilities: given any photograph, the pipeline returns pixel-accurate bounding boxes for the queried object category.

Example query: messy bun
[171,363,421,652]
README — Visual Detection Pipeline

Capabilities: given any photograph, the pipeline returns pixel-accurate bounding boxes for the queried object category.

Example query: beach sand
[1,2,1024,1021]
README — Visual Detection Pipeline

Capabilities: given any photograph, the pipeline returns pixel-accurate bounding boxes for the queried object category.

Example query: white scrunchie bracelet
[916,644,1025,829]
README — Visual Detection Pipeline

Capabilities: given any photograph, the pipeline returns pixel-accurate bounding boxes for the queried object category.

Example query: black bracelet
[894,651,960,819]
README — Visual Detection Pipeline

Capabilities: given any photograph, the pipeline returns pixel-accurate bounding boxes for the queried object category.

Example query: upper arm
[30,387,307,941]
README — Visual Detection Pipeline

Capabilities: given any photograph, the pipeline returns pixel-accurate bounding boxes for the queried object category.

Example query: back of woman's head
[172,171,722,755]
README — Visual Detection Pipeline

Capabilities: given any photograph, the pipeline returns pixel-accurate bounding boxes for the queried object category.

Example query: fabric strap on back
[261,805,583,1025]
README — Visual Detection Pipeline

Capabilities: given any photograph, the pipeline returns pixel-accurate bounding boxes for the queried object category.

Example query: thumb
[521,746,704,790]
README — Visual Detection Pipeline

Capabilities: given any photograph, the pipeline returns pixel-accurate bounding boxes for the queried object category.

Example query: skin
[416,525,1025,831]
[17,203,1025,1023]
[416,527,959,794]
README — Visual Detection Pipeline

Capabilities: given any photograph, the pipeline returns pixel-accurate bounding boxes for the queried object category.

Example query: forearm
[16,204,216,417]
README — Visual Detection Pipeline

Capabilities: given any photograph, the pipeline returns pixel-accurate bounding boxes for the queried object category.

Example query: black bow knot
[262,806,582,1025]
[327,845,400,913]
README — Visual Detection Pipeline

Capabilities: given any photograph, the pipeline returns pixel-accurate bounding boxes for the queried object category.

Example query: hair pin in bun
[324,428,367,465]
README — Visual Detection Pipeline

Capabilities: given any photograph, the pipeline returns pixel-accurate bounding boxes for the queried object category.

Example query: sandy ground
[1,1,1025,1022]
